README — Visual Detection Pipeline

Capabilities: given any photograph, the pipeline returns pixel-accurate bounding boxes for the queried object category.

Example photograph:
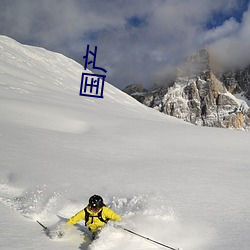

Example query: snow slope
[0,35,250,250]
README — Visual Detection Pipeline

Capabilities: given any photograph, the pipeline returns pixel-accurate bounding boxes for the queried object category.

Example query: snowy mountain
[124,49,250,130]
[1,36,250,250]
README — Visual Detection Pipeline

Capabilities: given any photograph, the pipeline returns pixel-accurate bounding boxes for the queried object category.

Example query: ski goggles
[89,204,101,212]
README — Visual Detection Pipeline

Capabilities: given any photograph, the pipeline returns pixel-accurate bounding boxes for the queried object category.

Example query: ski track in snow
[0,100,91,134]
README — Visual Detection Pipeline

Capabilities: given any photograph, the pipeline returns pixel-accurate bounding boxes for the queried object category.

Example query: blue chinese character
[83,44,107,73]
[80,45,107,98]
[79,73,105,98]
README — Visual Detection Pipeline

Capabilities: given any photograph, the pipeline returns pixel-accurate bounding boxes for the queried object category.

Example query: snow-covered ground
[0,36,250,250]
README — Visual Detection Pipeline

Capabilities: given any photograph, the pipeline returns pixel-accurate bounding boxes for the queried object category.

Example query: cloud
[0,0,249,88]
[209,4,250,69]
[200,18,240,45]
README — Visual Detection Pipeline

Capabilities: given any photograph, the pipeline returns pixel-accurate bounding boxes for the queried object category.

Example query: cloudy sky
[0,0,249,89]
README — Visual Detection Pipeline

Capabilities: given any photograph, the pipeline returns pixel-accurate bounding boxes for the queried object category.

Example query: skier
[66,194,121,239]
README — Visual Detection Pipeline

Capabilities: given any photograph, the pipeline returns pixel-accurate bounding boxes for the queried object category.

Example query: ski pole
[122,227,180,250]
[37,220,48,231]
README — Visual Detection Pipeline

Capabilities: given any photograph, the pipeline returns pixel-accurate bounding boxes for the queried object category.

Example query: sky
[0,0,249,89]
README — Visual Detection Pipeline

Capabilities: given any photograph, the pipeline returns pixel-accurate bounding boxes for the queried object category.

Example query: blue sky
[0,0,249,89]
[206,0,249,28]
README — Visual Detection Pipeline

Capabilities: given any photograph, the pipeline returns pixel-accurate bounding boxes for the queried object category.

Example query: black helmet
[89,195,104,210]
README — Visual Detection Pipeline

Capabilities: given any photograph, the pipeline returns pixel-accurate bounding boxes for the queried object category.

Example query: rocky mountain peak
[177,49,210,78]
[123,49,250,130]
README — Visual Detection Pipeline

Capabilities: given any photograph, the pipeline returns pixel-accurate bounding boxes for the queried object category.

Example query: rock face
[217,66,250,100]
[123,49,250,130]
[123,84,147,103]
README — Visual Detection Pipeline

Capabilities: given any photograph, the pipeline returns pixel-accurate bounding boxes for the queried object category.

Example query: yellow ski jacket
[67,206,121,233]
